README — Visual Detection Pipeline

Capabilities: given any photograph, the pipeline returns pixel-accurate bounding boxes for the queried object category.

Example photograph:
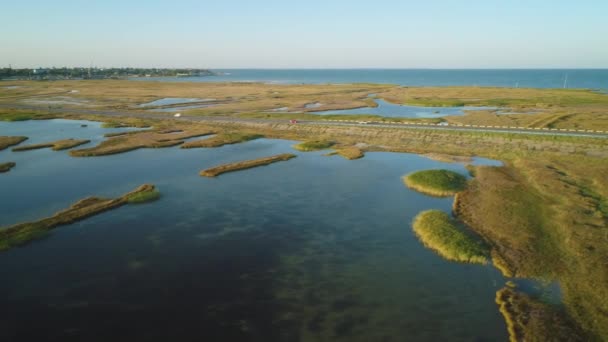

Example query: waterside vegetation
[0,136,28,150]
[200,153,296,177]
[181,132,261,148]
[495,286,583,342]
[293,140,335,152]
[412,210,489,264]
[403,169,468,197]
[0,184,158,252]
[0,162,16,173]
[12,138,90,151]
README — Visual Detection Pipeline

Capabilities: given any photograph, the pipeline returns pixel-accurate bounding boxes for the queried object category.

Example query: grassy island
[0,162,16,173]
[0,136,28,150]
[200,153,296,177]
[412,210,489,264]
[12,138,90,151]
[181,132,262,148]
[0,184,158,251]
[403,169,467,197]
[496,287,584,342]
[336,146,364,160]
[293,140,335,152]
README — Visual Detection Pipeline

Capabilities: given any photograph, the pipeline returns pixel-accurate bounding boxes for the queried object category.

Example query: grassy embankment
[200,153,296,177]
[422,153,472,163]
[181,132,262,148]
[237,111,444,124]
[101,121,150,128]
[412,210,489,264]
[12,139,90,151]
[403,169,467,197]
[0,136,28,150]
[0,184,158,252]
[0,162,16,173]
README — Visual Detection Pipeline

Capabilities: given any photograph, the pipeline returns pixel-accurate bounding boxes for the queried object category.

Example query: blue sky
[1,0,607,68]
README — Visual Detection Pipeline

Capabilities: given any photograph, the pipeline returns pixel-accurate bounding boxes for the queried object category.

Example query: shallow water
[312,98,492,118]
[0,120,512,341]
[139,97,214,107]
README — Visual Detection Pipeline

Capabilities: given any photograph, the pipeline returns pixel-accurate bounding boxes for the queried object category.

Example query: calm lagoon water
[312,98,492,118]
[134,69,608,90]
[0,120,510,341]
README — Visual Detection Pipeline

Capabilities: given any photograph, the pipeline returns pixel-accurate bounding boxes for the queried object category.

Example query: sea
[135,69,608,90]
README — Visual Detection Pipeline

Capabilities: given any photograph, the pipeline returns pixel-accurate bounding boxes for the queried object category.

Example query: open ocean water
[135,69,608,89]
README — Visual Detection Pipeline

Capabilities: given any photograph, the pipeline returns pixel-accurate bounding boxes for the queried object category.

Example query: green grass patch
[0,114,33,122]
[412,210,489,264]
[293,140,335,151]
[403,169,467,197]
[126,189,160,204]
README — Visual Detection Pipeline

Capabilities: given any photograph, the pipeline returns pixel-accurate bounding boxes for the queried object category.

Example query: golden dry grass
[495,287,583,342]
[12,138,90,151]
[0,136,28,150]
[181,132,261,148]
[70,125,214,156]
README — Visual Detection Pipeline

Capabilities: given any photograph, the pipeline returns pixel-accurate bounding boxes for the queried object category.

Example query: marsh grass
[12,139,90,151]
[0,184,157,251]
[335,146,364,160]
[126,189,160,203]
[200,153,296,177]
[412,210,489,264]
[495,287,584,342]
[403,169,467,197]
[181,132,262,148]
[293,140,335,151]
[0,162,16,173]
[0,136,28,150]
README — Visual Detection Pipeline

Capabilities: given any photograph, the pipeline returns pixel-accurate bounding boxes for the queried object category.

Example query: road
[1,103,607,139]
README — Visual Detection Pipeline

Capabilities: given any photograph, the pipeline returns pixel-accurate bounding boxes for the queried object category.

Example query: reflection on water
[0,120,510,341]
[312,98,494,118]
[139,98,214,107]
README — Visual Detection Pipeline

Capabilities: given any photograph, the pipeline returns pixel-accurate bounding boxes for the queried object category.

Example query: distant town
[0,67,216,80]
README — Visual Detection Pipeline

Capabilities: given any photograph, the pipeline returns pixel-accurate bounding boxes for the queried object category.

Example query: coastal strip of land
[0,184,159,251]
[200,153,296,177]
